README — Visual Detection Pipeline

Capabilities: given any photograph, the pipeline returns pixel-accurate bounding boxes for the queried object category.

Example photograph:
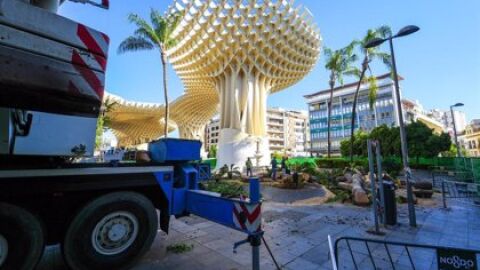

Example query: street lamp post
[450,103,464,157]
[365,25,420,227]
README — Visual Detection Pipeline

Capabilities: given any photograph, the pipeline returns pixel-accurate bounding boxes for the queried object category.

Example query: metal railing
[441,180,480,208]
[431,170,480,207]
[331,236,480,270]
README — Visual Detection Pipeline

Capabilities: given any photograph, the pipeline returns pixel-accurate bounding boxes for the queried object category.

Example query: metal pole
[249,178,261,270]
[450,106,462,157]
[442,181,447,208]
[328,235,338,270]
[367,140,380,233]
[252,243,260,270]
[375,141,386,225]
[389,37,416,227]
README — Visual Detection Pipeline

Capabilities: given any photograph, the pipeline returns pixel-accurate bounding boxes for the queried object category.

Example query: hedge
[205,156,480,182]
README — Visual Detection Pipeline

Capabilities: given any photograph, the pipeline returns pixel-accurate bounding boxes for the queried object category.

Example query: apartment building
[428,109,467,134]
[267,107,310,156]
[304,73,401,156]
[204,108,310,156]
[204,117,220,152]
[464,119,480,157]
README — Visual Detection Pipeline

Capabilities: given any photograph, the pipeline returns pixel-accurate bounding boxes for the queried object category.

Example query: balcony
[268,128,284,134]
[269,136,284,142]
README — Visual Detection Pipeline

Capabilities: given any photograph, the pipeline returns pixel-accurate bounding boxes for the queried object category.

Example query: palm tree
[323,41,359,158]
[348,26,392,162]
[118,9,182,138]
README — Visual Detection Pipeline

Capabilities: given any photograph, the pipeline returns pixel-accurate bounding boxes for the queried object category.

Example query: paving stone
[37,192,480,270]
[300,242,330,265]
[284,257,320,270]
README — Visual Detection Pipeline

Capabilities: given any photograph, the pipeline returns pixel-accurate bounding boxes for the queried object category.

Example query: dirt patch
[263,210,310,223]
[260,183,326,204]
[291,185,335,206]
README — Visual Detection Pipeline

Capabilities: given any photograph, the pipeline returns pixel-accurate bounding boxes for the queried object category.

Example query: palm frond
[150,9,165,30]
[150,9,168,43]
[128,13,152,32]
[342,40,358,55]
[128,13,159,44]
[323,46,333,59]
[366,76,378,110]
[325,42,359,86]
[117,36,154,54]
[376,25,392,38]
[355,26,393,73]
[149,9,182,50]
[133,28,158,44]
[378,52,392,69]
[337,73,344,86]
[165,11,183,40]
[169,11,183,29]
[165,38,178,49]
[344,67,362,78]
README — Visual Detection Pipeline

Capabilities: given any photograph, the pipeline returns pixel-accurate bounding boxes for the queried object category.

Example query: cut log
[344,172,353,183]
[352,173,369,206]
[397,189,418,204]
[414,181,433,190]
[338,182,353,191]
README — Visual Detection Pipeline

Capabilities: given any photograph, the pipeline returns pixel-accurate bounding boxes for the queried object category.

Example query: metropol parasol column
[166,0,321,169]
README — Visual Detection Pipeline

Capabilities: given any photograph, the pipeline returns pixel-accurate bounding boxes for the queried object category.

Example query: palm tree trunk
[161,51,169,138]
[327,74,335,158]
[349,56,369,162]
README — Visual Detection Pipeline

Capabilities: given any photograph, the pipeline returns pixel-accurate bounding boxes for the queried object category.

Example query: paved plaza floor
[38,192,480,270]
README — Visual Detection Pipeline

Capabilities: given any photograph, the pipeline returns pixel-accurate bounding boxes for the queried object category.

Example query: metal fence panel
[441,180,480,207]
[333,236,480,270]
[472,158,480,183]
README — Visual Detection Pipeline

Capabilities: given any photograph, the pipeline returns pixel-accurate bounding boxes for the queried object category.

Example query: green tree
[340,130,368,157]
[208,145,217,158]
[118,9,182,138]
[407,121,433,163]
[340,122,450,159]
[442,143,467,157]
[349,26,392,162]
[425,132,451,157]
[323,41,358,158]
[368,124,401,157]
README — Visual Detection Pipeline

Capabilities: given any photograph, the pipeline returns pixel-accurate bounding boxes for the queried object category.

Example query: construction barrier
[331,236,480,270]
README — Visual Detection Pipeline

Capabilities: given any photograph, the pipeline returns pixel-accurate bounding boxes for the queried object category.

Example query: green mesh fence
[469,158,480,183]
[203,158,217,170]
[208,156,480,182]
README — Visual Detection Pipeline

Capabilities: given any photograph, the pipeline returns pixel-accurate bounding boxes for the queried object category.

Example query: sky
[60,0,480,122]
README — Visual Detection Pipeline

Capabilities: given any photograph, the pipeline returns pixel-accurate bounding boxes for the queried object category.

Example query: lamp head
[395,25,420,38]
[452,103,464,108]
[364,37,385,49]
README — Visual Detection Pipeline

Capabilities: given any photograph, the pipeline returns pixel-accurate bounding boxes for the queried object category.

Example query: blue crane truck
[0,1,263,269]
[0,139,263,270]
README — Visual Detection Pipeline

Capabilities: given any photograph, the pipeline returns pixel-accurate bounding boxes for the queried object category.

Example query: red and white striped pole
[249,178,261,270]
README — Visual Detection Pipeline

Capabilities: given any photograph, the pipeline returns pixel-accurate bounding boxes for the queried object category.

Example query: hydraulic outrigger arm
[186,178,263,270]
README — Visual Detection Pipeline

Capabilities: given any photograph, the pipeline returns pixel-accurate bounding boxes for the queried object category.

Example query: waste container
[380,180,397,225]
